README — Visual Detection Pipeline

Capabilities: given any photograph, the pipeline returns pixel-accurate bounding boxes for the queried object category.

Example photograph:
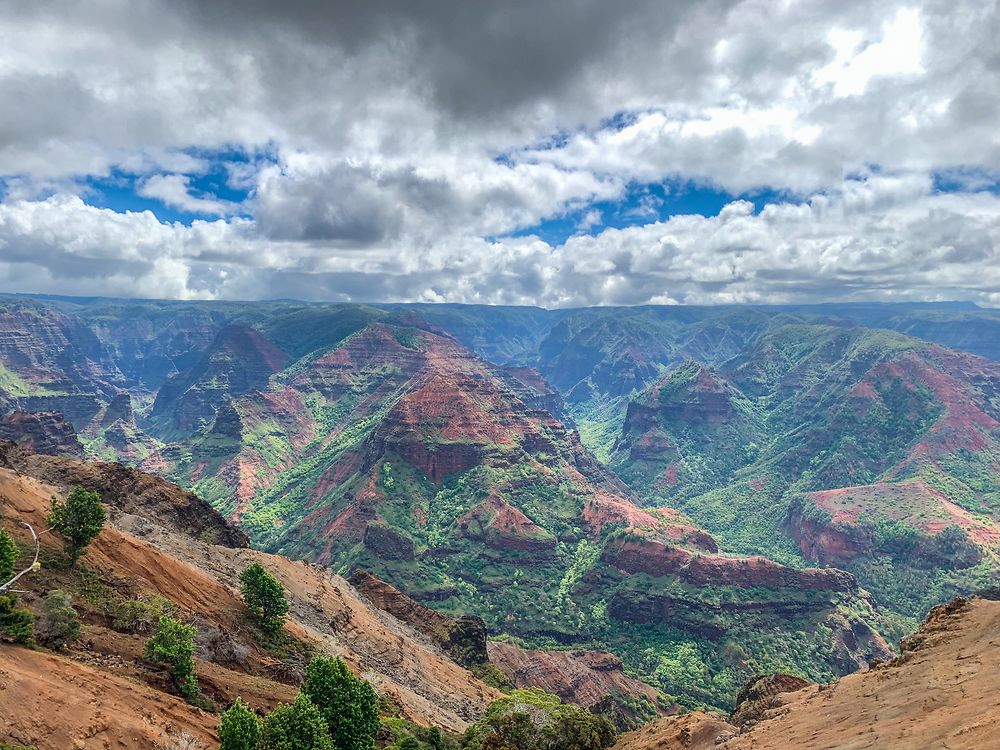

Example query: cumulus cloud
[0,0,997,305]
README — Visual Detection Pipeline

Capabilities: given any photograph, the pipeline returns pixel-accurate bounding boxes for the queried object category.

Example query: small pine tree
[48,486,106,564]
[260,693,333,750]
[239,563,289,632]
[35,589,80,649]
[220,697,263,750]
[302,656,379,750]
[145,615,200,701]
[0,527,17,584]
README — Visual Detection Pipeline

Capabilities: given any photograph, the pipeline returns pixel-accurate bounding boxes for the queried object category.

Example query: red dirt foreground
[0,456,501,748]
[613,595,1000,750]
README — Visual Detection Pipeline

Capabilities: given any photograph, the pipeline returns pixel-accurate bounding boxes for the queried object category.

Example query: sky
[0,0,998,307]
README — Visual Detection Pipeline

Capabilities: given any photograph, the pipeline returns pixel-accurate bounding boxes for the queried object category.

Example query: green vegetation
[220,698,263,750]
[260,693,334,750]
[302,656,380,750]
[34,589,80,649]
[47,486,106,564]
[145,615,200,702]
[0,593,34,645]
[111,594,177,633]
[0,527,17,583]
[240,562,290,632]
[462,689,615,750]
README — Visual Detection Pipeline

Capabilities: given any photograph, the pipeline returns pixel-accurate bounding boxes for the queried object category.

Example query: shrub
[35,589,80,649]
[302,656,379,750]
[220,697,263,750]
[48,486,106,564]
[0,527,18,583]
[145,615,199,701]
[260,693,333,750]
[240,563,289,632]
[463,689,615,750]
[0,593,34,645]
[111,594,177,634]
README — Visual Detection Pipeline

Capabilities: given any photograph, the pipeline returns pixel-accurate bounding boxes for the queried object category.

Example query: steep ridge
[612,594,1000,750]
[611,325,1000,630]
[144,319,893,709]
[0,299,124,424]
[0,450,501,746]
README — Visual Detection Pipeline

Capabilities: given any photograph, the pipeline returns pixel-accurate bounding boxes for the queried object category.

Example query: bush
[48,486,106,564]
[240,563,289,632]
[111,594,177,634]
[145,615,200,701]
[0,527,18,583]
[463,689,615,750]
[220,697,263,750]
[35,589,80,649]
[302,656,379,750]
[260,693,333,750]
[0,593,34,645]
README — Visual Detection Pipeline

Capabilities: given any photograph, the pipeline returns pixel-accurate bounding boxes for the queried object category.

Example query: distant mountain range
[2,293,999,709]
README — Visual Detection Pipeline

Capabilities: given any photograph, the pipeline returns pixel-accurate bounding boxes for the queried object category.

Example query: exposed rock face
[487,642,675,729]
[602,536,856,592]
[152,324,288,432]
[457,491,558,554]
[0,411,84,457]
[613,595,1000,750]
[348,571,489,668]
[0,440,247,548]
[209,398,244,439]
[363,521,416,561]
[729,673,811,728]
[100,391,135,426]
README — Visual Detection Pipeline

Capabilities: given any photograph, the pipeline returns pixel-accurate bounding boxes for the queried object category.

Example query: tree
[145,615,199,701]
[48,486,105,564]
[260,693,333,750]
[220,698,263,750]
[35,589,80,649]
[0,593,34,645]
[239,562,289,632]
[0,528,17,583]
[302,656,379,750]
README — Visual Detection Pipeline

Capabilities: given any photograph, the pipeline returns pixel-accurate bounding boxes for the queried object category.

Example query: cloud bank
[0,0,997,306]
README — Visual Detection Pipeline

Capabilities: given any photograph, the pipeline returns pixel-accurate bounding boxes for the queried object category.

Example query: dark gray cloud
[0,0,998,306]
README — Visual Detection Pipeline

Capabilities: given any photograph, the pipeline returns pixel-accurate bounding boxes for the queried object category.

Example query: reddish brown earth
[456,491,558,553]
[613,595,1000,750]
[0,457,501,747]
[487,641,674,724]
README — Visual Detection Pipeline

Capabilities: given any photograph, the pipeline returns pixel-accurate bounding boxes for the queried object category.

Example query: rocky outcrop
[612,596,1000,750]
[456,492,558,555]
[729,673,811,728]
[363,521,416,560]
[0,411,84,457]
[487,642,675,729]
[0,440,247,548]
[152,325,287,432]
[348,571,489,668]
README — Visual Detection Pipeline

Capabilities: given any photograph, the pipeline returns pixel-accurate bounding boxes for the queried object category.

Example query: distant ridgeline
[2,292,1000,708]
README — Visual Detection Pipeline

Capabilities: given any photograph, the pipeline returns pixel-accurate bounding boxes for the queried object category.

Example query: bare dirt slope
[613,595,1000,750]
[0,463,499,748]
[0,646,218,750]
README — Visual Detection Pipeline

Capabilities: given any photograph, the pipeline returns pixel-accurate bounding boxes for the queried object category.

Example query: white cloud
[0,0,997,305]
[137,174,235,217]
